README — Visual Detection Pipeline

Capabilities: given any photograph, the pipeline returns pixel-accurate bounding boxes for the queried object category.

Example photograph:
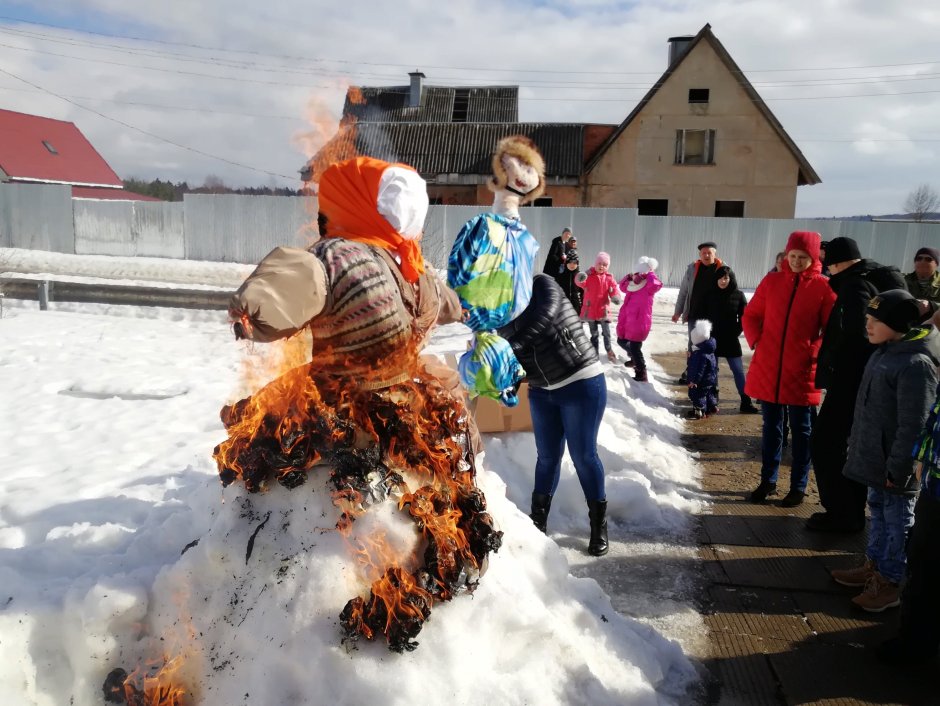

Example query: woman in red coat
[743,231,836,506]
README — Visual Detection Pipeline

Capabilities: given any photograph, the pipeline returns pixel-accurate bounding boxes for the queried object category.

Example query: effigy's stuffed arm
[229,246,328,342]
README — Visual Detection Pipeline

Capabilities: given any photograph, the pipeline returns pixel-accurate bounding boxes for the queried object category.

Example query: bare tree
[904,183,940,222]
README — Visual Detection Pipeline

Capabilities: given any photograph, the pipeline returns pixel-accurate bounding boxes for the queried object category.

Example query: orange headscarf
[318,157,426,283]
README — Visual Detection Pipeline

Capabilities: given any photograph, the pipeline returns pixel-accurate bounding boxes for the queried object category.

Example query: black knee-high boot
[588,499,609,556]
[530,492,552,533]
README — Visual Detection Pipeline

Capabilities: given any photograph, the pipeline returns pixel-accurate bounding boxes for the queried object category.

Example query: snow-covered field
[0,251,706,706]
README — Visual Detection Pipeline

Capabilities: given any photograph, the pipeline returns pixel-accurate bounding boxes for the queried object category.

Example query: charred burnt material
[213,362,503,651]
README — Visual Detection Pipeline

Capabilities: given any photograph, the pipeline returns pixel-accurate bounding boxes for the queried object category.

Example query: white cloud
[1,0,939,215]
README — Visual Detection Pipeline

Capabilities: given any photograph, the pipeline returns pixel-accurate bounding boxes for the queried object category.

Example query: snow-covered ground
[0,251,706,706]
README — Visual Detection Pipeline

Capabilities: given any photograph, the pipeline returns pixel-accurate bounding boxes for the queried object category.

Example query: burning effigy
[213,157,500,652]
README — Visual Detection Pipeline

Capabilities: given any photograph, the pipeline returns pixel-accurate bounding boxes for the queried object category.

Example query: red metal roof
[71,186,163,201]
[0,109,123,187]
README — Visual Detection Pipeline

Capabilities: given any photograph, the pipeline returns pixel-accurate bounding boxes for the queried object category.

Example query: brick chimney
[408,70,425,108]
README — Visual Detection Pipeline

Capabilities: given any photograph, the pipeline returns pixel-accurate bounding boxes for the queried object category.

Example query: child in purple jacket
[616,257,662,382]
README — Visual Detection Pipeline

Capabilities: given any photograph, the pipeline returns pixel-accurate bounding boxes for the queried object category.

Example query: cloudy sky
[0,0,938,217]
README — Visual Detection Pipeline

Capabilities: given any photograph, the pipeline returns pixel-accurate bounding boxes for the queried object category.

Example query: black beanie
[566,248,579,263]
[823,237,862,264]
[867,289,920,332]
[915,247,940,263]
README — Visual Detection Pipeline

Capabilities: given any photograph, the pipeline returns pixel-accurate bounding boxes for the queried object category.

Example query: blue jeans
[760,403,813,492]
[866,486,916,584]
[722,356,746,399]
[528,373,607,502]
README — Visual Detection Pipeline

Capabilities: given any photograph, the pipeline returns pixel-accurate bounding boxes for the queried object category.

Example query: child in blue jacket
[687,319,719,419]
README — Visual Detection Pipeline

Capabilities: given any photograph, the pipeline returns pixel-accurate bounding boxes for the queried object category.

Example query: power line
[0,14,938,77]
[0,66,298,181]
[0,83,305,120]
[2,23,939,89]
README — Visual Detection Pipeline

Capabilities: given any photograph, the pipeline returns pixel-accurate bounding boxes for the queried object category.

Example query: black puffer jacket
[498,274,599,388]
[704,268,747,358]
[816,259,905,390]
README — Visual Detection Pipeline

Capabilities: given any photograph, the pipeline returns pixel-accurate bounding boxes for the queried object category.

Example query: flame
[213,341,503,651]
[122,655,189,706]
[295,84,363,188]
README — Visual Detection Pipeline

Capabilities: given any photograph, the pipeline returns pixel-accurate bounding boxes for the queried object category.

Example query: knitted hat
[785,231,821,262]
[697,241,717,251]
[823,236,862,265]
[595,251,611,267]
[690,319,713,345]
[634,256,658,274]
[866,289,920,332]
[915,247,940,263]
[566,248,579,263]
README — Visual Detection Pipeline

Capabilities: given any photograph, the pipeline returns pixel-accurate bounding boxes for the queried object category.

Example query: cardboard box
[443,353,533,433]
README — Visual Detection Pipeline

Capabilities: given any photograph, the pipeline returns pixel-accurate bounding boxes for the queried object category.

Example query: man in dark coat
[673,241,724,384]
[808,236,906,532]
[904,247,940,306]
[542,227,573,277]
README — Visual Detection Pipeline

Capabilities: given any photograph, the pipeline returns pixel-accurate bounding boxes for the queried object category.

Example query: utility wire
[0,14,937,77]
[1,25,938,88]
[0,66,298,181]
[4,41,940,103]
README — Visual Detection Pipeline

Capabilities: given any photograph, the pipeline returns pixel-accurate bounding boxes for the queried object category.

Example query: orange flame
[214,341,502,651]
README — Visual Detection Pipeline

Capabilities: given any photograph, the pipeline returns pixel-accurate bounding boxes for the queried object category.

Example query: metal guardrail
[0,276,232,310]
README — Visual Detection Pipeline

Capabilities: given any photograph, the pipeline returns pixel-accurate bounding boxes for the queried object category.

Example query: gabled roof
[304,122,612,183]
[344,85,518,123]
[585,24,821,186]
[0,109,123,188]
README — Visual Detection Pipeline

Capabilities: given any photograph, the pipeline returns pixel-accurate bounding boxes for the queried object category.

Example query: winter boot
[530,492,552,533]
[780,489,805,507]
[739,397,760,414]
[852,572,901,613]
[831,557,876,587]
[634,368,648,382]
[749,481,777,503]
[685,408,704,420]
[624,359,636,368]
[587,499,609,556]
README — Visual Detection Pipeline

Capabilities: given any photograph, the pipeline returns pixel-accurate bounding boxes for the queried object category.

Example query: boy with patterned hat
[832,289,940,612]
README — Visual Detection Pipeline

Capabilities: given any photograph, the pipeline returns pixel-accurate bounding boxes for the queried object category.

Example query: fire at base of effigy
[211,352,503,653]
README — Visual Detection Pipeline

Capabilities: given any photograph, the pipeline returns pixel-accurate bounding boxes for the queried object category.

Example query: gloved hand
[575,272,588,284]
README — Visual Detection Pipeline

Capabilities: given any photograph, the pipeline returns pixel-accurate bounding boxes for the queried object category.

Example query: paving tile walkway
[655,351,936,706]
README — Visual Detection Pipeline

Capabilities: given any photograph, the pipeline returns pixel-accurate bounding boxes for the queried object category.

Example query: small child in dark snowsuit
[687,319,719,419]
[555,248,584,315]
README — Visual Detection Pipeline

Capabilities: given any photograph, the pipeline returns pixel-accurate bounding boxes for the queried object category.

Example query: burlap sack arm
[229,246,328,342]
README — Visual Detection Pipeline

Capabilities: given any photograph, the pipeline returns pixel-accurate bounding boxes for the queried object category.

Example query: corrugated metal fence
[3,183,939,288]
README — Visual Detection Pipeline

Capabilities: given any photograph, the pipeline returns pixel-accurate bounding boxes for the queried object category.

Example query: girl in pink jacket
[616,257,662,382]
[576,251,621,362]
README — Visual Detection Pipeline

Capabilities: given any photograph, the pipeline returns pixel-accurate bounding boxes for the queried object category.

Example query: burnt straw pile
[212,362,503,652]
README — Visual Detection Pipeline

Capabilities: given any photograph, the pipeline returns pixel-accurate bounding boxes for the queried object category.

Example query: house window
[42,140,58,154]
[532,196,553,207]
[637,199,668,216]
[715,200,745,218]
[452,89,470,123]
[675,129,715,165]
[688,88,710,104]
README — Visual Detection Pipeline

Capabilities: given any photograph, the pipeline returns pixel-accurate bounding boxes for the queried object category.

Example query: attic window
[42,140,58,155]
[452,89,470,123]
[688,88,710,104]
[675,129,716,165]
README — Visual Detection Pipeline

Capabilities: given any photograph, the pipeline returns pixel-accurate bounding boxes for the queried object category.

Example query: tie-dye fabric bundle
[448,213,538,406]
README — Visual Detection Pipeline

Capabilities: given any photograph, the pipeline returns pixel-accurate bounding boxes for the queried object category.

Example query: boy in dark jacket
[832,289,940,612]
[555,248,584,314]
[686,319,719,420]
